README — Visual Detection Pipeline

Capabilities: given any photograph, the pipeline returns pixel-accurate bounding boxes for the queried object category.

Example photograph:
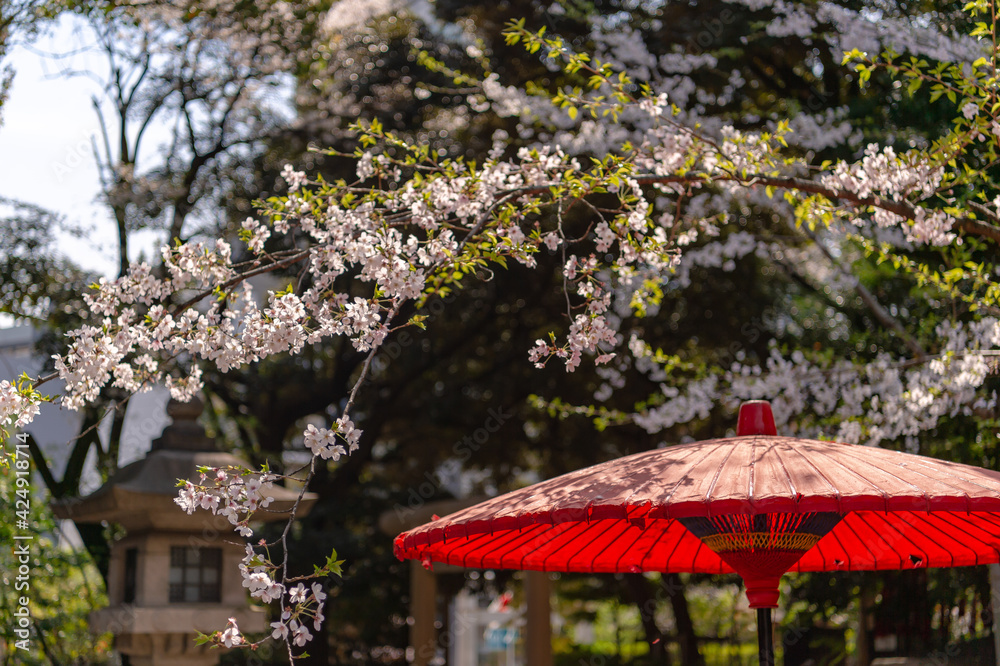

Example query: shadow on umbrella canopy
[395,401,1000,663]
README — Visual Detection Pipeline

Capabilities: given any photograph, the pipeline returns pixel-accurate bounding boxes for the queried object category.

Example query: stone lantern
[53,397,317,666]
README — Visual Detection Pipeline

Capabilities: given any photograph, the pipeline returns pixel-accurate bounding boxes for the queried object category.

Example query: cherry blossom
[289,583,308,604]
[311,581,327,604]
[303,424,348,461]
[291,620,313,647]
[0,379,42,431]
[270,619,289,641]
[219,617,244,648]
[6,2,1000,657]
[173,467,277,539]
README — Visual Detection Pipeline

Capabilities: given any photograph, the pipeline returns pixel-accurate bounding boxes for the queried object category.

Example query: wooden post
[525,571,553,666]
[410,560,437,666]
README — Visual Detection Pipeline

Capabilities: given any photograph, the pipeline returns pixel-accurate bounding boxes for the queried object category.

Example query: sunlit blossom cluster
[269,582,327,646]
[221,544,330,649]
[35,69,994,438]
[168,464,335,650]
[0,381,41,431]
[626,318,1000,448]
[303,416,361,460]
[174,466,278,537]
[821,144,945,204]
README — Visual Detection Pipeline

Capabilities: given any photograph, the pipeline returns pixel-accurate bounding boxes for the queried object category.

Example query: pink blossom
[270,620,289,640]
[219,617,243,647]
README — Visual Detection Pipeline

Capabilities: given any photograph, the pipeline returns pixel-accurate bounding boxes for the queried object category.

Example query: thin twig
[804,227,928,360]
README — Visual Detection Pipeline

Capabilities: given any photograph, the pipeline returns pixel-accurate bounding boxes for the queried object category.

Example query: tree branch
[805,228,928,360]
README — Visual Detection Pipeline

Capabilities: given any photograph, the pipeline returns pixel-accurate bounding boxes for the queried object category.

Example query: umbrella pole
[757,608,775,666]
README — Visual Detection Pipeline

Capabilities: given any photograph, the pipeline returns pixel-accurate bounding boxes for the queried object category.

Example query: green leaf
[326,549,345,576]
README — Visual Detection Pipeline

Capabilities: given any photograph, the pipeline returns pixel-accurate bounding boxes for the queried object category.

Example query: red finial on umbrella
[691,403,838,612]
[737,400,777,436]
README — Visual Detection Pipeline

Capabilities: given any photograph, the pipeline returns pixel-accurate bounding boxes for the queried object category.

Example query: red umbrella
[395,401,1000,663]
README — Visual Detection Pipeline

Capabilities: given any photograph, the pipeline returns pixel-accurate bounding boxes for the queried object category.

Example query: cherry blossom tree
[6,0,1000,658]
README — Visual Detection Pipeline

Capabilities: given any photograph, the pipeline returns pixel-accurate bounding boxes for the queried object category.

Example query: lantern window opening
[168,546,222,603]
[123,547,138,604]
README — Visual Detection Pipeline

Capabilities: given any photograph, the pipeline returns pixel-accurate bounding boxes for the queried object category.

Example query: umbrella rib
[507,524,568,570]
[847,511,895,569]
[532,523,583,571]
[546,520,622,571]
[796,520,843,572]
[798,515,862,572]
[922,511,993,565]
[784,442,845,510]
[849,512,901,569]
[435,530,491,569]
[940,511,1000,564]
[653,442,725,511]
[800,446,890,509]
[702,442,741,513]
[657,520,730,574]
[603,522,647,573]
[771,439,798,499]
[829,446,1000,508]
[659,521,691,573]
[563,521,620,570]
[961,511,1000,532]
[870,511,928,569]
[638,522,669,572]
[484,524,557,568]
[826,522,853,570]
[457,531,506,569]
[536,520,618,572]
[898,512,960,568]
[459,525,543,569]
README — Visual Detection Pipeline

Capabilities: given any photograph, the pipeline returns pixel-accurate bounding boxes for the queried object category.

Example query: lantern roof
[52,396,316,529]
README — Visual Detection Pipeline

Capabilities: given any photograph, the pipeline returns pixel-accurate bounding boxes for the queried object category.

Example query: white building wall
[0,325,170,492]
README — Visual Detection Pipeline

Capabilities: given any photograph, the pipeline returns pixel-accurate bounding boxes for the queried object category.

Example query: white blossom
[219,617,244,648]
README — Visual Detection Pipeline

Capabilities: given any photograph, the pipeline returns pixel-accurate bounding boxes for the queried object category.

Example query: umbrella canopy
[395,402,1000,609]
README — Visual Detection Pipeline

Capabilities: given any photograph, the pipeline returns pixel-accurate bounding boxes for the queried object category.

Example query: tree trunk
[662,573,704,666]
[624,574,670,664]
[991,564,1000,666]
[857,576,875,666]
